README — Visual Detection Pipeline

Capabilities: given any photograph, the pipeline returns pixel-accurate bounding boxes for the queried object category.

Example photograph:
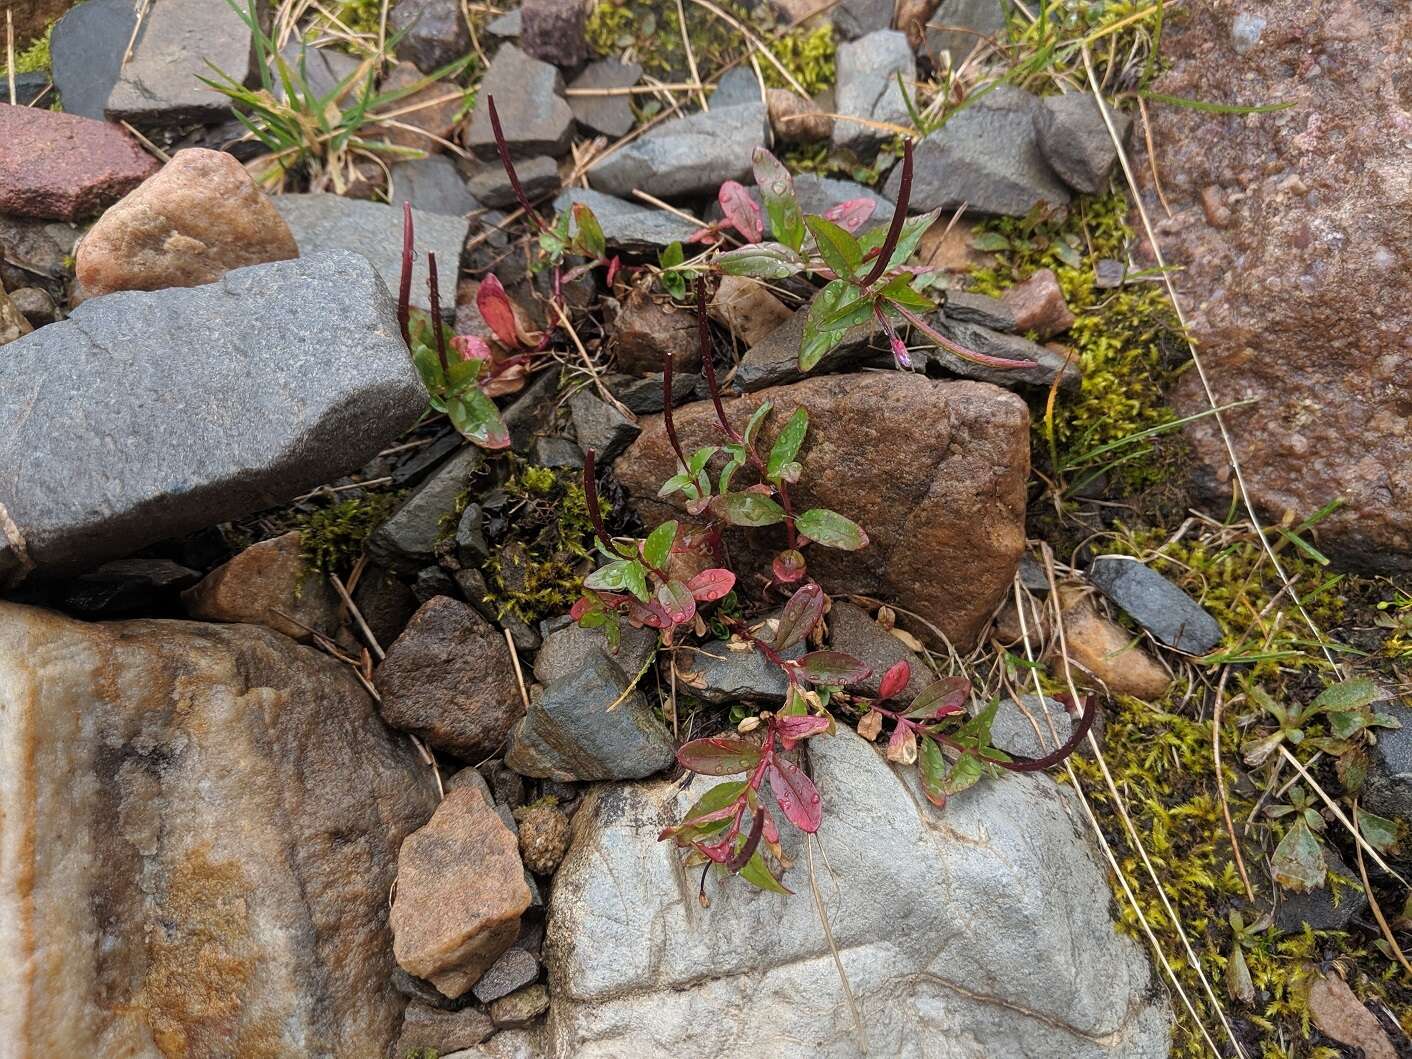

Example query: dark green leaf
[642,520,678,570]
[739,848,791,893]
[795,508,868,550]
[918,737,947,807]
[766,408,808,481]
[877,273,933,311]
[1357,808,1400,853]
[800,279,855,371]
[717,242,805,279]
[797,651,871,685]
[943,750,984,796]
[805,215,862,278]
[713,492,786,527]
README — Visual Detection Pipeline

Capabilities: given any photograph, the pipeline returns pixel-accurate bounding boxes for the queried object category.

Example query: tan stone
[391,786,531,998]
[0,284,33,345]
[1054,594,1171,699]
[709,274,794,347]
[1306,970,1396,1059]
[917,217,995,274]
[1000,267,1075,339]
[182,531,341,643]
[74,148,298,297]
[0,602,438,1055]
[611,287,700,375]
[396,1001,495,1055]
[766,88,833,143]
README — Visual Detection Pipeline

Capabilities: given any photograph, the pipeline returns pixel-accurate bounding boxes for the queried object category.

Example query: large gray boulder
[832,30,915,154]
[542,726,1171,1057]
[587,102,768,200]
[0,251,425,586]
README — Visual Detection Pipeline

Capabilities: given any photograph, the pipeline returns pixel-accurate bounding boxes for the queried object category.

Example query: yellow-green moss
[294,492,400,574]
[762,23,835,96]
[3,23,53,75]
[328,0,383,37]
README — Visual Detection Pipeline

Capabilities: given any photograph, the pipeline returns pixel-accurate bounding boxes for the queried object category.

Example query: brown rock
[74,148,298,298]
[0,103,159,221]
[489,983,549,1028]
[766,88,833,143]
[374,62,465,154]
[826,601,925,700]
[515,802,570,875]
[1306,970,1396,1059]
[390,786,532,998]
[1134,0,1412,568]
[917,217,995,274]
[615,374,1030,649]
[9,0,74,47]
[521,0,587,67]
[7,285,57,325]
[0,602,438,1054]
[611,287,700,375]
[999,267,1075,339]
[1054,594,1171,699]
[374,596,524,760]
[709,274,794,347]
[396,1001,495,1055]
[182,531,342,643]
[0,285,34,345]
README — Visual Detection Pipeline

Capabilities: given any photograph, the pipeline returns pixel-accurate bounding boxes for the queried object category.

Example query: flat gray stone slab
[587,102,767,199]
[390,156,480,217]
[928,317,1080,391]
[568,59,641,138]
[552,188,696,250]
[1087,556,1224,655]
[0,252,425,584]
[50,0,134,120]
[833,30,914,154]
[273,193,468,312]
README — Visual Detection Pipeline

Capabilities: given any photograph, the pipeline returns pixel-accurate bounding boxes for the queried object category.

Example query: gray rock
[105,0,254,129]
[369,446,486,573]
[397,1002,495,1055]
[710,66,760,108]
[568,390,640,463]
[1363,703,1412,822]
[473,947,540,1004]
[924,0,1010,63]
[520,0,587,68]
[674,636,801,704]
[734,298,887,392]
[62,557,200,616]
[927,316,1080,390]
[465,44,574,161]
[487,9,522,37]
[827,602,924,700]
[606,370,701,414]
[567,59,641,138]
[1087,556,1224,655]
[1019,555,1051,592]
[552,188,697,250]
[276,39,364,104]
[835,0,895,39]
[529,435,584,468]
[0,253,424,585]
[455,502,488,562]
[542,725,1171,1057]
[587,102,768,199]
[50,0,135,120]
[390,155,480,216]
[489,983,549,1028]
[793,173,895,229]
[390,0,471,71]
[1273,844,1366,932]
[533,621,657,685]
[502,369,560,455]
[467,155,560,208]
[10,71,51,108]
[832,30,914,154]
[273,193,469,312]
[979,694,1075,759]
[943,290,1016,331]
[415,565,458,601]
[1034,92,1130,195]
[505,653,676,781]
[886,86,1070,217]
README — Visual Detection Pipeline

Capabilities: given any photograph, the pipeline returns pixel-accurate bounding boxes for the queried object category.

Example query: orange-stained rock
[1053,593,1172,700]
[75,148,298,296]
[182,530,341,642]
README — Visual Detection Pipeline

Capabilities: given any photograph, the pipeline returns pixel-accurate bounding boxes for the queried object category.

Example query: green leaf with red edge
[767,758,822,833]
[476,273,520,349]
[717,242,806,279]
[447,387,510,450]
[661,779,747,841]
[743,401,773,446]
[766,408,808,482]
[904,675,970,719]
[585,558,649,602]
[774,581,824,650]
[677,736,763,776]
[795,508,868,550]
[752,147,804,252]
[919,735,947,808]
[571,202,606,259]
[712,492,786,527]
[805,214,862,278]
[797,651,871,686]
[739,848,791,893]
[686,567,735,602]
[642,520,678,570]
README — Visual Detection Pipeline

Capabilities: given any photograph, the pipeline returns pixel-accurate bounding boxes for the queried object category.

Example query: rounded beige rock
[75,147,299,297]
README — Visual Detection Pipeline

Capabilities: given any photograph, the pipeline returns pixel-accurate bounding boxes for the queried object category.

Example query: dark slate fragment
[587,102,767,199]
[1034,92,1130,195]
[1273,844,1366,933]
[827,602,923,701]
[466,155,560,209]
[568,390,640,464]
[675,637,804,704]
[567,59,641,138]
[389,0,471,71]
[552,188,697,251]
[390,156,479,217]
[50,0,134,120]
[942,290,1017,332]
[368,447,486,573]
[734,301,887,392]
[464,44,574,161]
[472,947,540,1004]
[1087,556,1224,655]
[928,316,1080,391]
[1352,701,1412,822]
[62,558,200,615]
[605,371,700,414]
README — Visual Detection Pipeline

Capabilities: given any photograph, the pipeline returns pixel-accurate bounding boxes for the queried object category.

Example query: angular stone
[733,297,886,391]
[0,252,424,586]
[6,285,57,326]
[710,66,759,108]
[529,435,583,469]
[489,984,548,1029]
[928,316,1081,390]
[276,38,364,104]
[827,601,924,700]
[998,266,1074,338]
[1087,556,1224,655]
[464,44,574,161]
[0,603,438,1054]
[487,9,522,37]
[568,390,640,464]
[617,374,1030,649]
[924,0,1009,63]
[710,274,794,347]
[182,531,341,642]
[50,0,134,120]
[369,447,486,572]
[375,62,464,153]
[75,148,299,297]
[390,0,471,72]
[105,0,254,129]
[606,370,701,414]
[473,947,539,1004]
[832,30,914,154]
[834,0,894,39]
[467,155,560,209]
[61,557,200,616]
[587,102,768,199]
[533,620,657,686]
[943,289,1016,331]
[397,1003,495,1055]
[1362,703,1412,823]
[886,85,1070,217]
[0,103,158,221]
[553,187,697,250]
[273,193,469,312]
[793,173,894,229]
[675,636,798,704]
[611,287,699,375]
[391,786,532,998]
[1054,594,1172,700]
[390,155,480,216]
[505,653,676,781]
[1034,92,1128,195]
[520,0,586,67]
[980,694,1074,759]
[767,87,833,143]
[0,286,32,345]
[375,596,524,761]
[567,58,641,137]
[543,725,1170,1056]
[1273,843,1366,933]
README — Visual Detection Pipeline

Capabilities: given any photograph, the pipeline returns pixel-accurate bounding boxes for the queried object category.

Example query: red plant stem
[426,252,449,377]
[581,449,616,551]
[896,305,1036,369]
[662,353,687,469]
[723,615,793,674]
[857,138,912,288]
[397,202,414,347]
[727,805,766,872]
[486,95,547,233]
[877,695,1098,773]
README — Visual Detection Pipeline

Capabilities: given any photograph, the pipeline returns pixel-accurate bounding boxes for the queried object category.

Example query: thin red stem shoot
[487,95,548,233]
[858,138,912,289]
[426,252,449,377]
[397,202,414,347]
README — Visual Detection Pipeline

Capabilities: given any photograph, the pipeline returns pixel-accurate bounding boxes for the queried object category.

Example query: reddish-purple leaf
[719,180,764,242]
[569,595,594,621]
[697,835,736,863]
[768,758,823,833]
[774,581,824,651]
[796,651,872,686]
[773,714,831,749]
[905,675,970,720]
[677,736,763,776]
[686,567,736,602]
[451,333,493,362]
[771,548,807,584]
[658,579,696,626]
[625,598,672,630]
[823,197,877,233]
[476,273,521,349]
[761,809,781,845]
[878,659,912,701]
